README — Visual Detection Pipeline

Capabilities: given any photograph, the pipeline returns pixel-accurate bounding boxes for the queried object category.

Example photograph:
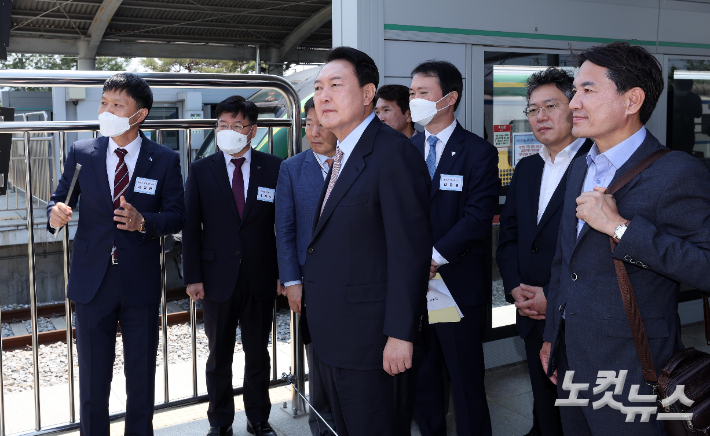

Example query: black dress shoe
[246,420,277,436]
[207,426,233,436]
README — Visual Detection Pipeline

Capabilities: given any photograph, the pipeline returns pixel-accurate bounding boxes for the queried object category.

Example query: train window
[144,107,180,150]
[667,58,710,172]
[485,52,575,332]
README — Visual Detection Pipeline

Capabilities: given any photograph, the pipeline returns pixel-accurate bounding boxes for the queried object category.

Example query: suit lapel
[431,123,465,200]
[209,151,241,222]
[311,118,379,242]
[412,131,425,158]
[242,149,265,223]
[304,150,326,193]
[123,133,155,204]
[528,156,544,232]
[91,136,114,212]
[534,139,592,237]
[564,158,588,263]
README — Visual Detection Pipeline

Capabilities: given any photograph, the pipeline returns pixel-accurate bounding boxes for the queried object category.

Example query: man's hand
[540,341,557,385]
[575,187,626,237]
[429,259,438,280]
[114,196,144,232]
[278,280,287,296]
[515,284,547,320]
[186,283,205,301]
[49,202,73,228]
[383,337,413,376]
[285,283,303,314]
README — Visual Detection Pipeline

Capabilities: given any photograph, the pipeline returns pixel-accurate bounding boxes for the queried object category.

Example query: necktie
[426,135,439,179]
[231,157,246,218]
[325,158,334,172]
[113,148,129,208]
[112,148,129,262]
[320,147,344,216]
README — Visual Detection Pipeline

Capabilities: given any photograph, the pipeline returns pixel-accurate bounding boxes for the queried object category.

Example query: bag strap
[605,148,671,387]
[704,292,710,345]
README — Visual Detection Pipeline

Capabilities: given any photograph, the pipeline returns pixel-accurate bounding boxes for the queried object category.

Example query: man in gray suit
[540,41,710,435]
[275,97,337,435]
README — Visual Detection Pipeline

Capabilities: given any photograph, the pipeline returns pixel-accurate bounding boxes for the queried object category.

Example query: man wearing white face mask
[410,61,500,436]
[183,96,283,436]
[47,73,185,436]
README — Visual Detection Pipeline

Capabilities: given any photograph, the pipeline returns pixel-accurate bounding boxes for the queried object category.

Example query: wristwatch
[613,220,631,243]
[139,218,147,233]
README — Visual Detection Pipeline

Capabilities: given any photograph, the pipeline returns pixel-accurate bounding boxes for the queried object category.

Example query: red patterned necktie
[325,158,334,172]
[231,158,246,218]
[112,148,129,262]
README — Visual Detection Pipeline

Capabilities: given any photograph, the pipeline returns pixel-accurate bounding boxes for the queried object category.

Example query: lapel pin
[452,151,456,156]
[149,157,152,162]
[257,166,262,169]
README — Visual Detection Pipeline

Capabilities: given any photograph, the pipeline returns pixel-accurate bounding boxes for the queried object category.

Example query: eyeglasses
[215,122,253,131]
[524,103,560,118]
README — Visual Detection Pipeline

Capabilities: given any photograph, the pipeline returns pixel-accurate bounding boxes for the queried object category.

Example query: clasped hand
[510,284,546,320]
[575,187,626,237]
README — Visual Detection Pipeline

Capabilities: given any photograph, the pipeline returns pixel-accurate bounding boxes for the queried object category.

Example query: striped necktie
[113,148,129,208]
[426,135,439,180]
[320,147,344,216]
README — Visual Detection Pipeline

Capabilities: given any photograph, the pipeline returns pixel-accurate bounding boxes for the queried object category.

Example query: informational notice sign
[512,132,544,166]
[493,124,511,150]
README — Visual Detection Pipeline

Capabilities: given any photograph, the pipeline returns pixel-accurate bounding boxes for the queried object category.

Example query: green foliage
[96,57,131,71]
[683,59,710,71]
[140,58,258,74]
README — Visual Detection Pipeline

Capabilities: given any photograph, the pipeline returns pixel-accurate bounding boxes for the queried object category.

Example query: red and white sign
[493,124,511,150]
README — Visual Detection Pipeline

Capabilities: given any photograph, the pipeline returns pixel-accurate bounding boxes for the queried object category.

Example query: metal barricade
[0,70,306,435]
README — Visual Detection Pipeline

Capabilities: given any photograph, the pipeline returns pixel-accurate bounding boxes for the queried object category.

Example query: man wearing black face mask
[410,60,500,436]
[47,72,185,436]
[183,95,283,436]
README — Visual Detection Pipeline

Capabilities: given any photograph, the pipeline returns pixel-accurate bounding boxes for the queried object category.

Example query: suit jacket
[304,117,432,371]
[412,122,501,307]
[543,132,710,392]
[47,132,185,307]
[497,139,592,339]
[182,149,283,302]
[275,149,325,283]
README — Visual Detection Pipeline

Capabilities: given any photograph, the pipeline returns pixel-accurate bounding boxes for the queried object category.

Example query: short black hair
[325,46,379,89]
[304,97,315,116]
[526,67,575,102]
[573,41,663,124]
[215,95,258,125]
[103,73,153,115]
[376,84,411,116]
[411,60,463,111]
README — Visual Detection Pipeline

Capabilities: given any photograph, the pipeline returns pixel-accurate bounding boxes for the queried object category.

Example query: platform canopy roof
[6,0,332,65]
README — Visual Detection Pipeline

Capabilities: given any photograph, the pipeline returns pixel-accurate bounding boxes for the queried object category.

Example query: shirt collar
[108,134,142,158]
[224,146,252,167]
[586,126,646,169]
[336,112,375,156]
[313,151,332,164]
[424,119,457,146]
[539,137,586,164]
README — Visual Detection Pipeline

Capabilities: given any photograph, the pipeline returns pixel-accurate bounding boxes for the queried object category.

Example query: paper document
[427,273,464,323]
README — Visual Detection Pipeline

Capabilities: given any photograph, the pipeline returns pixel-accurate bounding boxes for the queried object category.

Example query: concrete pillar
[266,46,284,76]
[76,39,96,71]
[332,0,384,85]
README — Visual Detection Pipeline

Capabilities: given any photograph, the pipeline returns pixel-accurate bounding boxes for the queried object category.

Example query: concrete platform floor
[52,321,710,436]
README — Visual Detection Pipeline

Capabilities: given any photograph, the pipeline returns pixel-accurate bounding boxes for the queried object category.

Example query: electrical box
[66,88,86,101]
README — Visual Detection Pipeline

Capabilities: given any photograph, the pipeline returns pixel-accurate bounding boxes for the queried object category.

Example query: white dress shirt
[424,119,458,266]
[107,135,142,197]
[536,137,585,223]
[314,152,333,180]
[337,112,376,171]
[224,147,252,200]
[424,119,457,168]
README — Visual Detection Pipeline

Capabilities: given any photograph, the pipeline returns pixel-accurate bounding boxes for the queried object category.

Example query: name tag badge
[440,175,463,192]
[257,187,275,203]
[134,177,157,195]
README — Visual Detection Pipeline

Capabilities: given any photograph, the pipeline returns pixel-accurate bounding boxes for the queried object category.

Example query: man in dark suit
[182,96,282,436]
[497,67,591,436]
[410,60,500,436]
[541,42,710,435]
[304,46,431,435]
[275,97,337,435]
[47,73,185,436]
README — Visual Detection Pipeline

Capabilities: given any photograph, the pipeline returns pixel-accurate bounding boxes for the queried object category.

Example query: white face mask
[409,93,452,126]
[217,127,253,155]
[98,110,142,138]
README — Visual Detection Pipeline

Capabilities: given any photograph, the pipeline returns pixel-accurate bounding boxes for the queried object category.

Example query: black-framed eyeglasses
[215,122,254,131]
[524,103,559,118]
